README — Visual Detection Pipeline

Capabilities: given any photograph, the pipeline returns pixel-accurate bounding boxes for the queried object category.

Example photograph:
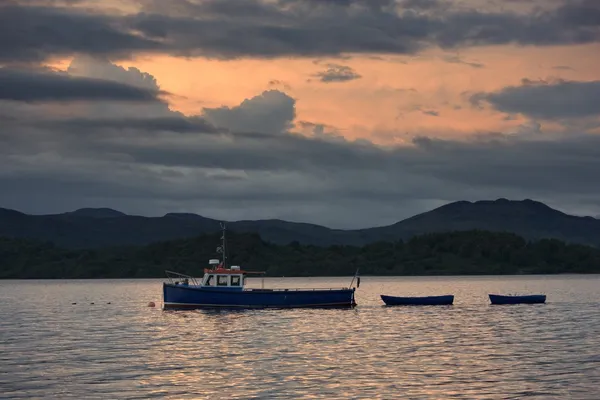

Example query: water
[1,275,599,399]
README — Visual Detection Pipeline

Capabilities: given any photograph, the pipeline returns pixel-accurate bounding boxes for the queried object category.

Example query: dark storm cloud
[4,72,600,227]
[472,80,600,119]
[399,0,442,10]
[405,135,600,192]
[128,0,600,57]
[313,64,362,83]
[2,0,600,62]
[2,46,600,227]
[0,4,161,63]
[89,130,386,173]
[5,108,600,227]
[43,116,222,133]
[0,68,161,102]
[2,65,597,195]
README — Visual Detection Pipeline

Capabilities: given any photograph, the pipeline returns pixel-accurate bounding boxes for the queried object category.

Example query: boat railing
[165,270,200,286]
[245,287,351,292]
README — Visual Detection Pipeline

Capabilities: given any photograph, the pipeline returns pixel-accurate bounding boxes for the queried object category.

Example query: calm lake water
[1,275,599,399]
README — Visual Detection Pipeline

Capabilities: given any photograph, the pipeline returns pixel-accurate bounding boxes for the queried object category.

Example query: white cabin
[201,272,245,288]
[201,261,246,288]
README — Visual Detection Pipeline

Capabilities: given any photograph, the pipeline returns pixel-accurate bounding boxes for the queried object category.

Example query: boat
[380,294,454,306]
[162,223,358,309]
[488,294,546,305]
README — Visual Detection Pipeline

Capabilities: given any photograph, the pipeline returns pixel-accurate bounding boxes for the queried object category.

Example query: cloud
[0,67,161,102]
[134,0,597,58]
[67,55,160,91]
[2,1,600,62]
[202,90,296,135]
[0,4,160,63]
[313,64,362,83]
[5,111,600,227]
[41,116,222,134]
[552,65,574,70]
[399,0,442,10]
[3,57,600,228]
[129,0,600,57]
[442,55,485,69]
[472,79,600,119]
[402,104,440,118]
[268,79,292,90]
[297,121,341,137]
[0,56,293,136]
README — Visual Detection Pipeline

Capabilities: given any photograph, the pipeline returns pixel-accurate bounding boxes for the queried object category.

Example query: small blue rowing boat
[380,294,454,306]
[488,294,546,305]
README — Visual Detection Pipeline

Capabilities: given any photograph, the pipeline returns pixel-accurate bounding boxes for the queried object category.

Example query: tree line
[1,230,599,279]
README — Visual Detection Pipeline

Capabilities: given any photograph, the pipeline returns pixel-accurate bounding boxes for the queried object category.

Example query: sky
[1,0,600,228]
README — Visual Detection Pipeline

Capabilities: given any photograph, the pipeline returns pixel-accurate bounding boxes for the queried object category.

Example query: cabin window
[231,276,241,286]
[205,275,214,286]
[217,275,229,286]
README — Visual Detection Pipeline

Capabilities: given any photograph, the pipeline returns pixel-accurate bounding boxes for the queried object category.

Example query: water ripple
[0,276,599,399]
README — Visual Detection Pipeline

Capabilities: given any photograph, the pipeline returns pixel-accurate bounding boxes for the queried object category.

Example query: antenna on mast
[220,222,227,268]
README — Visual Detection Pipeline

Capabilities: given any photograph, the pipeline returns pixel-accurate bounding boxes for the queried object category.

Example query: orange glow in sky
[93,43,599,144]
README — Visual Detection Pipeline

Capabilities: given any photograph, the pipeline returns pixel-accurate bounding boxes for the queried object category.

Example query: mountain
[1,199,599,248]
[0,209,222,248]
[359,198,600,245]
[62,208,127,218]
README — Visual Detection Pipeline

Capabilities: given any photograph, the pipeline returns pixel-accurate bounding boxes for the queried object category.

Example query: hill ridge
[1,199,599,249]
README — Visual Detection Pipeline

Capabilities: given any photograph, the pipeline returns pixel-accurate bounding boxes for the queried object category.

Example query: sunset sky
[1,0,600,227]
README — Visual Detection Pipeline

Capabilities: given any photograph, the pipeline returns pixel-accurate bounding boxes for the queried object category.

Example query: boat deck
[244,288,350,292]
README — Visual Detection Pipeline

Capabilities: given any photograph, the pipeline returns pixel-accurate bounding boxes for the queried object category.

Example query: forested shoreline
[1,230,599,279]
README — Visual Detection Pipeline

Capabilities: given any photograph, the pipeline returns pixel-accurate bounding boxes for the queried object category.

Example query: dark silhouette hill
[358,199,600,245]
[1,199,599,248]
[61,208,127,218]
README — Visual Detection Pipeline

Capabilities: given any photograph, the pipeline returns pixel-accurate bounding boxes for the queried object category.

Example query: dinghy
[488,294,546,305]
[380,294,454,306]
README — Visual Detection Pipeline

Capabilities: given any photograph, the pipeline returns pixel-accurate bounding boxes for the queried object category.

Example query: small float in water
[380,294,454,306]
[488,294,546,305]
[162,223,358,310]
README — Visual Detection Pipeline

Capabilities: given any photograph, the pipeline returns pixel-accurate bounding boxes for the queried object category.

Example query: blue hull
[163,283,356,309]
[381,294,454,306]
[489,294,546,305]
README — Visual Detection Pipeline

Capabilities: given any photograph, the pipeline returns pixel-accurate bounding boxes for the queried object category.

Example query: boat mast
[220,222,227,268]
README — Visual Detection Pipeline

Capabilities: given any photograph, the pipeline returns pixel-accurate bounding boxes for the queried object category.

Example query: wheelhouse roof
[204,268,266,275]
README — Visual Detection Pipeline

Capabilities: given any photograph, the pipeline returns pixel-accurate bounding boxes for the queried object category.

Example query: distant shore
[2,272,597,280]
[2,230,600,279]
